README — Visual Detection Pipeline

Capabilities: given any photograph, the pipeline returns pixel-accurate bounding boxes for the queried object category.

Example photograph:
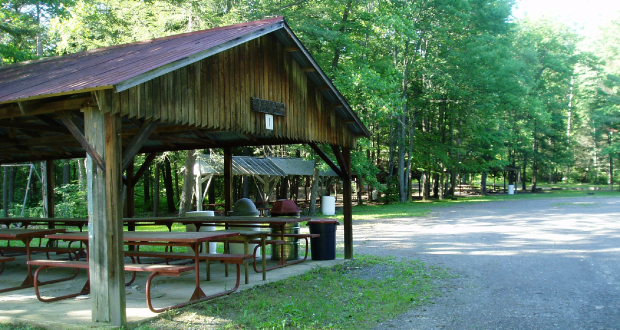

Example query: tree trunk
[531,157,538,193]
[331,0,353,71]
[522,155,527,191]
[481,171,488,195]
[439,169,445,200]
[174,161,180,203]
[163,157,176,212]
[309,162,320,216]
[63,160,70,185]
[421,172,427,201]
[8,167,15,206]
[357,176,363,206]
[153,162,159,217]
[243,175,250,198]
[144,167,150,204]
[432,173,439,198]
[178,150,196,216]
[77,159,84,192]
[609,135,614,190]
[397,115,406,203]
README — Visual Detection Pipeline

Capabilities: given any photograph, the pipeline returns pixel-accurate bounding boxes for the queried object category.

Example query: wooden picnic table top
[45,230,241,243]
[176,216,310,225]
[0,228,66,240]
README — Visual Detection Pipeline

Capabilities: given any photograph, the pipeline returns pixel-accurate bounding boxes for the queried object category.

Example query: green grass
[0,325,44,330]
[130,255,452,330]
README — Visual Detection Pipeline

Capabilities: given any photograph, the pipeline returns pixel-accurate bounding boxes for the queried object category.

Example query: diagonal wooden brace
[57,110,106,174]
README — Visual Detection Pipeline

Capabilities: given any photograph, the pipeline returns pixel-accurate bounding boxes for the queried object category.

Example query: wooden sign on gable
[251,97,286,116]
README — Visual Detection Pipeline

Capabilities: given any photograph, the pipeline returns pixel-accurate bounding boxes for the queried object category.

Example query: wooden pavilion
[0,17,369,326]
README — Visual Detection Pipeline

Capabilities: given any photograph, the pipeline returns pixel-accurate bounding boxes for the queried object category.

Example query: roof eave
[281,22,371,139]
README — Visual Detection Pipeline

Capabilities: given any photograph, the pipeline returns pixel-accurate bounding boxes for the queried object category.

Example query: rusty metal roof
[0,17,284,104]
[0,17,370,165]
[195,155,338,177]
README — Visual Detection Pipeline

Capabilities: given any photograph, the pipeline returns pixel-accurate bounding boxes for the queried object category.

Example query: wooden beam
[147,135,206,144]
[0,120,69,133]
[0,135,76,147]
[342,147,353,259]
[84,108,126,326]
[331,144,350,180]
[131,152,157,186]
[121,124,196,136]
[308,142,344,178]
[17,102,27,115]
[302,67,316,73]
[0,95,96,119]
[0,149,59,156]
[58,110,106,174]
[121,120,157,171]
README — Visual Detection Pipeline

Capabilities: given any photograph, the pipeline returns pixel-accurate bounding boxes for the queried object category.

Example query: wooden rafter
[131,152,157,186]
[121,120,157,171]
[308,142,345,179]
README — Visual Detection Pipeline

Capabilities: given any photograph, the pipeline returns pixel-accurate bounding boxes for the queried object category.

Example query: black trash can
[307,219,339,260]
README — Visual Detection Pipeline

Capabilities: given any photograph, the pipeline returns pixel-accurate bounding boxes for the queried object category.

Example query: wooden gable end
[96,34,358,148]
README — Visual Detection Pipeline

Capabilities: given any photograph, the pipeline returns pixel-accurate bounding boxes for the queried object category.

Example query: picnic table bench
[29,253,252,313]
[0,255,15,275]
[258,233,319,271]
[0,246,84,260]
[124,251,252,281]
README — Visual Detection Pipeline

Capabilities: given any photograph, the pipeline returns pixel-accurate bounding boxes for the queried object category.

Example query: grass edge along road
[132,254,452,330]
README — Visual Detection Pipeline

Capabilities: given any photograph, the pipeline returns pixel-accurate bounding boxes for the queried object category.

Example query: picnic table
[179,216,312,270]
[43,230,244,312]
[0,228,67,293]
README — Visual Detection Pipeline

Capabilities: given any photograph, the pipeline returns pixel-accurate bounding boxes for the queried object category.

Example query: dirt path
[352,197,620,330]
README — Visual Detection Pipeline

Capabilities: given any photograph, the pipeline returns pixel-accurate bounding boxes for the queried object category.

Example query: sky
[511,0,620,38]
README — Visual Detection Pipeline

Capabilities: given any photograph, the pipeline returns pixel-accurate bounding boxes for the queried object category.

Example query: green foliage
[1,0,613,197]
[54,183,87,218]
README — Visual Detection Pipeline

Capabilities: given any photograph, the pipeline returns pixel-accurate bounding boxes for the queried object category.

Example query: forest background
[1,0,620,217]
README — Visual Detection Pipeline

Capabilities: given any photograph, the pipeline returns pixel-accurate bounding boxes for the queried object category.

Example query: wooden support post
[84,107,126,326]
[224,147,233,213]
[342,147,353,259]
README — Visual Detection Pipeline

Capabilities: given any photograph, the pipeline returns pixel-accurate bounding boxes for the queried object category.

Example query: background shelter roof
[194,155,338,177]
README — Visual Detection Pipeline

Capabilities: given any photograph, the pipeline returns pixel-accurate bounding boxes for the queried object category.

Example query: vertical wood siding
[99,35,357,148]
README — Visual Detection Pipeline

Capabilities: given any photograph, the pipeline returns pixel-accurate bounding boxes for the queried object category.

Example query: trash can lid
[270,199,300,214]
[307,219,340,224]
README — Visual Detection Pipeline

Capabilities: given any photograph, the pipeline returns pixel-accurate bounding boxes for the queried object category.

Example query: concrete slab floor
[0,254,345,329]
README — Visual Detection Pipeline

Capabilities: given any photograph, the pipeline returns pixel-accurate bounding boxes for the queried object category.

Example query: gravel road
[353,197,620,330]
